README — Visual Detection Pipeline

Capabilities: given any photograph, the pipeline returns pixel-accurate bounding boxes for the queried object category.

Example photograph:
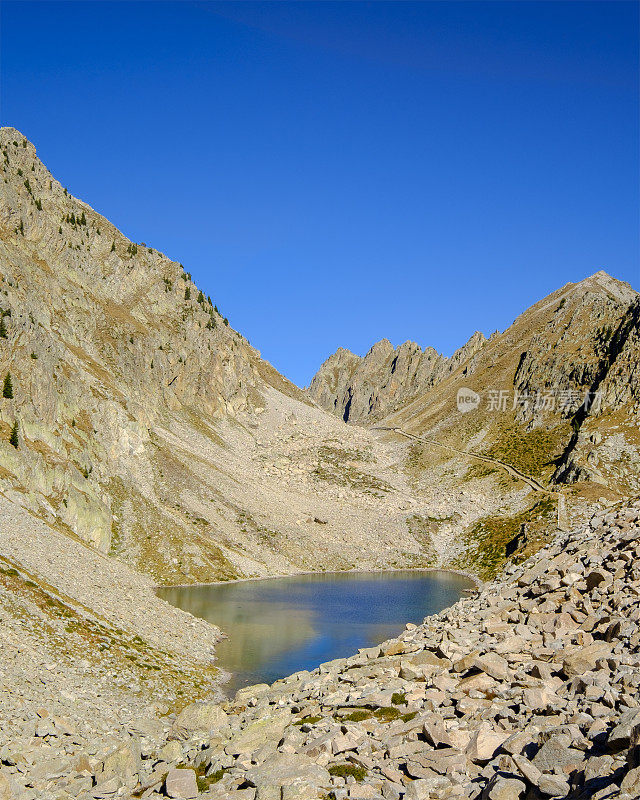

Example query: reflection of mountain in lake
[158,570,473,694]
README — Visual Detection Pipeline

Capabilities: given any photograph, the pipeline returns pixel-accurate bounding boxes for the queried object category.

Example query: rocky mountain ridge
[309,332,488,424]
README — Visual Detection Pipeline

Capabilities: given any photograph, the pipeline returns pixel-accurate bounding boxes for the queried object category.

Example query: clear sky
[1,1,638,386]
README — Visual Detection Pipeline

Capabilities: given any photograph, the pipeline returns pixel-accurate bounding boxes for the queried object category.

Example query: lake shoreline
[155,564,482,593]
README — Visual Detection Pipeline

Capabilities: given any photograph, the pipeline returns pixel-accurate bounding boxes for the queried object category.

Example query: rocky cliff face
[309,331,487,424]
[0,127,290,555]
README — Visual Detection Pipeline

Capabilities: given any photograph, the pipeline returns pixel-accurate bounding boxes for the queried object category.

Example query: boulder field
[3,498,639,799]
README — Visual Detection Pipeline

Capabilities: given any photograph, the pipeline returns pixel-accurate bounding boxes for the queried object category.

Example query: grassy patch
[453,495,557,580]
[294,715,323,726]
[328,764,368,782]
[341,710,373,722]
[482,424,569,482]
[194,765,226,791]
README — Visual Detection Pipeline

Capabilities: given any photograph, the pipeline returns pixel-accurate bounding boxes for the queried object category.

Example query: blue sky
[2,1,638,386]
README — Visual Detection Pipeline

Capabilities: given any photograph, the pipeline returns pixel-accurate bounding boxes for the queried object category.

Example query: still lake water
[158,570,474,695]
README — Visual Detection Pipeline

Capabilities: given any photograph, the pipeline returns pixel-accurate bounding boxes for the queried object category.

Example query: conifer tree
[0,315,7,339]
[3,372,14,399]
[9,420,18,448]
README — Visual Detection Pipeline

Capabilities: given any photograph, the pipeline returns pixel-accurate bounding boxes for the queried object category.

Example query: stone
[522,687,563,713]
[536,774,570,797]
[621,766,640,795]
[160,740,183,763]
[175,702,228,734]
[245,753,330,795]
[226,711,291,755]
[472,652,511,682]
[235,685,271,705]
[96,739,141,787]
[562,643,612,677]
[466,724,509,762]
[607,709,640,751]
[0,771,13,800]
[404,779,444,800]
[532,737,583,774]
[165,767,198,799]
[628,723,640,768]
[485,775,526,800]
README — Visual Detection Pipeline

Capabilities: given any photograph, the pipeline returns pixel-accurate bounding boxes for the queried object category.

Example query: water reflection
[158,570,473,694]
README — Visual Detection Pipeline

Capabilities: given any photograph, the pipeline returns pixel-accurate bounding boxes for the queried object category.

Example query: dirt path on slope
[373,426,549,492]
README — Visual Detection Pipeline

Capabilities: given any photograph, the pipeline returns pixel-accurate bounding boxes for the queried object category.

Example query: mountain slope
[308,271,640,577]
[1,127,493,754]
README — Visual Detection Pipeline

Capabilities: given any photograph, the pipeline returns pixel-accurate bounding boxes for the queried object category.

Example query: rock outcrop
[309,332,487,424]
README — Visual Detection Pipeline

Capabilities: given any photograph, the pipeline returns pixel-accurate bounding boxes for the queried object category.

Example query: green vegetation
[34,198,42,211]
[9,420,19,448]
[111,241,116,252]
[480,424,567,481]
[328,764,367,782]
[341,710,372,722]
[294,715,322,726]
[3,372,14,399]
[126,243,138,256]
[184,763,226,792]
[373,706,403,722]
[454,495,556,580]
[184,287,191,300]
[0,316,6,339]
[391,692,407,706]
